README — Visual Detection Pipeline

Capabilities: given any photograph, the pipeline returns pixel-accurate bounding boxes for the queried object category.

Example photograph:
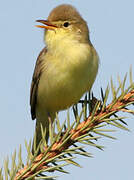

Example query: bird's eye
[63,22,70,27]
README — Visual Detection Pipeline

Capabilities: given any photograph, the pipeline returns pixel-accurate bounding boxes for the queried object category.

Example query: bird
[30,4,99,152]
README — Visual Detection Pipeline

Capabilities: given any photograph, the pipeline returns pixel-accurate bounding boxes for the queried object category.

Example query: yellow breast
[37,33,99,112]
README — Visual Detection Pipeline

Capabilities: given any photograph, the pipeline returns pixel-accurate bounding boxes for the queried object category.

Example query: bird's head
[36,4,90,46]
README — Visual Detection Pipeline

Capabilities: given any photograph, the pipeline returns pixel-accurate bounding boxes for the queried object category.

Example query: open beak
[35,20,57,30]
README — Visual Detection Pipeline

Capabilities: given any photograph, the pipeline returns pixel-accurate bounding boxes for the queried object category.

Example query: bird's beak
[35,20,57,30]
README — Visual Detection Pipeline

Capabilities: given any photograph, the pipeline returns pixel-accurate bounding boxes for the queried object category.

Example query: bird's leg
[78,92,102,115]
[90,92,102,114]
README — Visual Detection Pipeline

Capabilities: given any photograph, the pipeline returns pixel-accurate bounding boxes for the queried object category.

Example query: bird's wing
[30,47,47,120]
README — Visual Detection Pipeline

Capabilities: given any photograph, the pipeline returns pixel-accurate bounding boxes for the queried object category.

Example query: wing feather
[30,47,47,120]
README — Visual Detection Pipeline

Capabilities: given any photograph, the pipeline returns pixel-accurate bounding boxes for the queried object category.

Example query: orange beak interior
[35,20,57,30]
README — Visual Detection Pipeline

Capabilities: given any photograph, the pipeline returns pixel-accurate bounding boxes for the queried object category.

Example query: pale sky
[0,0,134,179]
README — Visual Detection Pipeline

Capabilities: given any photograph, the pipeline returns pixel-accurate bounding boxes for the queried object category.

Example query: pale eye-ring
[63,22,70,27]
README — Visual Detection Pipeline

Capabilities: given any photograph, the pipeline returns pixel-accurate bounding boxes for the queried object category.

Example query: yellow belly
[37,42,99,112]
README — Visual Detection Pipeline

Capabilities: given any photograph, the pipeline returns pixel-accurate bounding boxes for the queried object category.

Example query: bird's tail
[32,110,55,154]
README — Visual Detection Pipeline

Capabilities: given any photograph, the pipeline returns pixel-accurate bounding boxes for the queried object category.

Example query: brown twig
[15,89,134,180]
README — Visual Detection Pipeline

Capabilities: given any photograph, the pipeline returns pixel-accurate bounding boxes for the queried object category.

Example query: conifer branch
[1,70,134,180]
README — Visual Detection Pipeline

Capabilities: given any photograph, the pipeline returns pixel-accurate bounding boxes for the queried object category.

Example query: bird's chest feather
[44,42,92,89]
[38,41,96,111]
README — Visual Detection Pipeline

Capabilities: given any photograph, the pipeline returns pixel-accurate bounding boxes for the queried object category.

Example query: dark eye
[63,22,70,27]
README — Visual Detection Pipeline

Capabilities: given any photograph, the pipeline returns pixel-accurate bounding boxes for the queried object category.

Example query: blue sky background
[0,0,134,179]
